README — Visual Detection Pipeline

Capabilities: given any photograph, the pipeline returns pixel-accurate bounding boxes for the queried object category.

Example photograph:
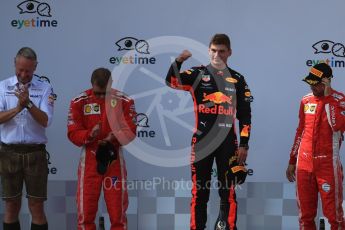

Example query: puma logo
[216,220,226,230]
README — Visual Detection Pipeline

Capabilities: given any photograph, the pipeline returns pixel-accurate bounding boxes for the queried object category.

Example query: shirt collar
[10,75,39,87]
[206,64,230,77]
[8,76,19,86]
[30,75,39,86]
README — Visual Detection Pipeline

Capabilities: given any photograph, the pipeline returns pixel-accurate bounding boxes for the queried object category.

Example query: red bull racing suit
[67,88,136,230]
[166,61,252,230]
[289,89,345,229]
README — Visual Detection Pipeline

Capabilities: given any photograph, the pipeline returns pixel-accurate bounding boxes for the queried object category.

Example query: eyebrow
[210,48,226,52]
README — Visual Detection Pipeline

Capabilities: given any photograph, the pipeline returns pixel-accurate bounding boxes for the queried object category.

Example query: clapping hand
[14,84,30,109]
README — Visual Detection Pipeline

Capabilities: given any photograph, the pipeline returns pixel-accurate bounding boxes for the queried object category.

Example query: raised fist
[176,50,192,62]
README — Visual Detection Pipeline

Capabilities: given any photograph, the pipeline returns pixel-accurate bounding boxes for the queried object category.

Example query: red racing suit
[289,89,345,230]
[67,88,136,230]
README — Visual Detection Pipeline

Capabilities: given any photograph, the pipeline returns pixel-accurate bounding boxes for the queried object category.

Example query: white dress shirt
[0,75,54,144]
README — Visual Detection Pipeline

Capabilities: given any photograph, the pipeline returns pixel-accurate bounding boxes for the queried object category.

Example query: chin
[212,62,225,68]
[312,92,323,97]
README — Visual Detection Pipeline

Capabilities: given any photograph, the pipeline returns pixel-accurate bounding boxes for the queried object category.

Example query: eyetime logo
[109,37,157,65]
[116,37,150,54]
[306,40,345,68]
[135,113,156,138]
[11,0,58,29]
[46,151,58,175]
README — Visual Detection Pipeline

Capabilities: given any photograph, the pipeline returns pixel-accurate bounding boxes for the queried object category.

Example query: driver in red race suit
[67,68,136,230]
[166,34,253,230]
[286,63,345,229]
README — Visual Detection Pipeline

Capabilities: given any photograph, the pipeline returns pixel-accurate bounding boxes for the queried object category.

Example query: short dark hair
[91,68,111,88]
[209,34,231,50]
[16,47,37,61]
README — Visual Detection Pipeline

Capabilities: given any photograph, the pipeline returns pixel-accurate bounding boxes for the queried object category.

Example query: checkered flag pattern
[0,180,335,229]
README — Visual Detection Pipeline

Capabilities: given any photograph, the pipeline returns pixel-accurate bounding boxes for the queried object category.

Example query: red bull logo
[202,92,232,104]
[198,104,233,115]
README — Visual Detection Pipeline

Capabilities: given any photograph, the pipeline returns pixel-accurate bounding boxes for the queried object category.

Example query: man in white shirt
[0,47,54,230]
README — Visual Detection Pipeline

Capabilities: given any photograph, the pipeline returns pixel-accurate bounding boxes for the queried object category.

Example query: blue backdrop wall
[1,0,345,229]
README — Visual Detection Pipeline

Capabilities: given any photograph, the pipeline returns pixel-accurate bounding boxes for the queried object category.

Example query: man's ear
[34,61,38,71]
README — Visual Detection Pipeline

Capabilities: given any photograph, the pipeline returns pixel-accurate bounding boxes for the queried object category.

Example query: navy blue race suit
[166,60,252,230]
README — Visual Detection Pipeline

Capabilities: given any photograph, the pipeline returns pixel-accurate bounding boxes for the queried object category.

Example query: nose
[18,70,27,77]
[213,52,221,59]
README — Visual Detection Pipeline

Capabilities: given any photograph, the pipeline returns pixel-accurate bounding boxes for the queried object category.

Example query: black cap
[303,63,333,85]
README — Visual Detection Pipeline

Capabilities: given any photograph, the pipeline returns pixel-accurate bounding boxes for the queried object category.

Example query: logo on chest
[304,103,317,114]
[84,103,101,115]
[202,92,232,104]
[202,74,211,82]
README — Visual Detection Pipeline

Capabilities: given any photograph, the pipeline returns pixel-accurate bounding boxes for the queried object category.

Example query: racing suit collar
[206,64,230,77]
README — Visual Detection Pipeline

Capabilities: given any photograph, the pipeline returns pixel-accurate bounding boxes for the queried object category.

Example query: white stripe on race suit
[79,147,86,230]
[119,148,127,230]
[332,132,341,228]
[326,103,343,228]
[295,143,303,228]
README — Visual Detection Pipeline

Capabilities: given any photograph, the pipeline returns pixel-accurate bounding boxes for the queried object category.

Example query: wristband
[26,100,33,109]
[239,144,249,150]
